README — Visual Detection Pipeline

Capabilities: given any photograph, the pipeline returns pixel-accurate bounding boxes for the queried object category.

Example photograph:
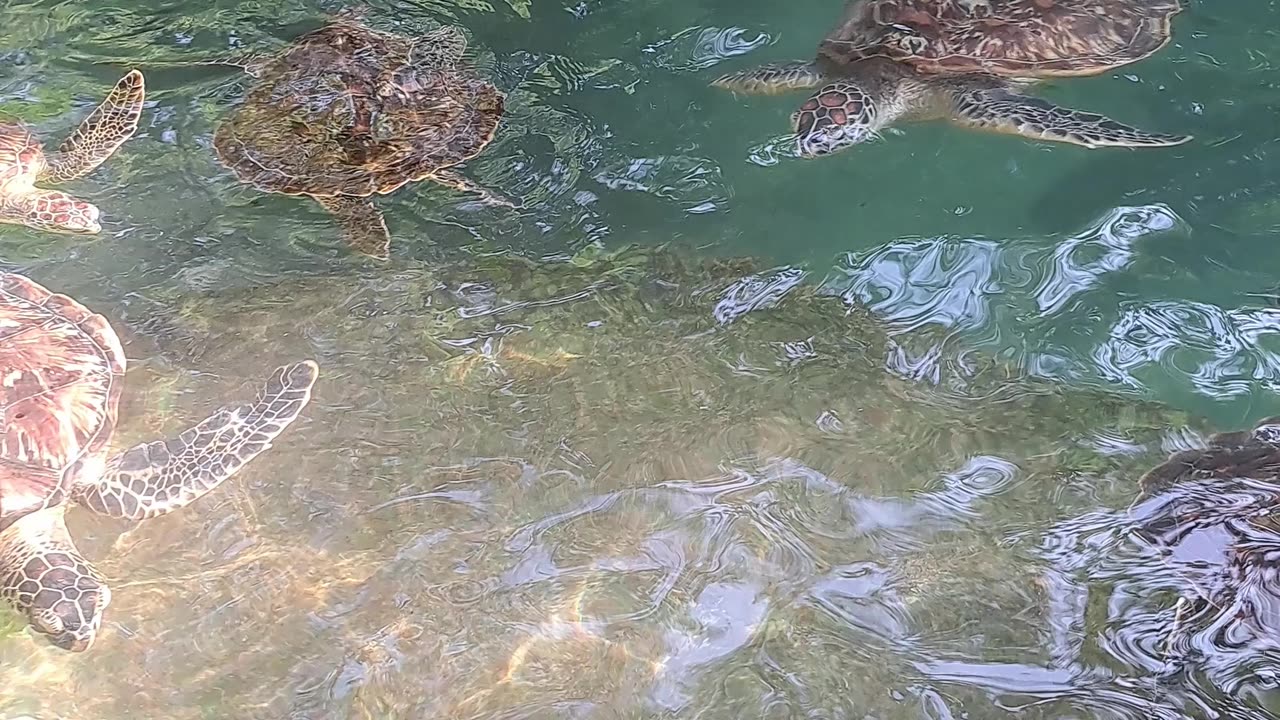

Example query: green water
[2,0,1280,718]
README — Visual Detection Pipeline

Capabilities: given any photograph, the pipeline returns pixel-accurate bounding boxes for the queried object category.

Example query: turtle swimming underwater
[1123,418,1280,666]
[0,273,318,652]
[213,18,511,259]
[0,70,146,233]
[712,0,1191,157]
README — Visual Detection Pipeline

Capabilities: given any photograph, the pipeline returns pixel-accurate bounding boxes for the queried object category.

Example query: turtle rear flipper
[74,361,319,521]
[433,168,519,209]
[42,70,146,183]
[950,85,1192,148]
[314,194,392,259]
[712,62,826,94]
[0,507,110,652]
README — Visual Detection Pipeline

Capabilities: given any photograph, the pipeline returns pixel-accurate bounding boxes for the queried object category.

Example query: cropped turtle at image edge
[713,0,1192,157]
[0,71,146,234]
[0,273,318,652]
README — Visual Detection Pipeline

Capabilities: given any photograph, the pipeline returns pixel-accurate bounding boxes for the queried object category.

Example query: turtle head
[19,190,102,234]
[792,81,880,158]
[16,554,112,653]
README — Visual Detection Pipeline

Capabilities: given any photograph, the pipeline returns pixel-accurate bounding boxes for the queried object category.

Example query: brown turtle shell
[1138,418,1280,498]
[0,273,125,529]
[213,21,504,199]
[819,0,1181,78]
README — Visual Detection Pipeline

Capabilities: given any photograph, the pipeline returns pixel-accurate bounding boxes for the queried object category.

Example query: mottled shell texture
[0,274,125,528]
[214,22,504,199]
[820,0,1181,77]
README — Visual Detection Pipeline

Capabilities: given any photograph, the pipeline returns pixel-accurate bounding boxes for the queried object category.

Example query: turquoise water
[7,0,1280,422]
[2,0,1280,717]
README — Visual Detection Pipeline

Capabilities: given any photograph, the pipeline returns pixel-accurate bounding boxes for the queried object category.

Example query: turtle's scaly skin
[214,21,508,259]
[0,70,146,234]
[0,273,319,652]
[712,0,1190,157]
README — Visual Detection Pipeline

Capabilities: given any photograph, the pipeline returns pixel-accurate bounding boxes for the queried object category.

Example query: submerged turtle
[1138,417,1280,496]
[1124,418,1280,663]
[213,18,511,259]
[712,0,1191,157]
[0,273,319,651]
[0,70,146,233]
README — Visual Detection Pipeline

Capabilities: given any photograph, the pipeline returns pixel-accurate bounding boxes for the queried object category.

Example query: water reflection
[1097,302,1280,398]
[8,244,1262,719]
[1033,417,1280,720]
[817,203,1280,413]
[2,0,1280,718]
[823,204,1182,337]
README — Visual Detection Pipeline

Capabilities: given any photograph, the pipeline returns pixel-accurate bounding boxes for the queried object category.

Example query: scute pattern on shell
[0,274,125,528]
[0,123,46,195]
[213,22,504,199]
[819,0,1181,77]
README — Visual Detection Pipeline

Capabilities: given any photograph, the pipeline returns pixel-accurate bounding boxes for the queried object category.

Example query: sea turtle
[1137,416,1280,497]
[212,17,511,259]
[0,272,319,652]
[0,70,146,234]
[712,0,1191,157]
[1120,418,1280,665]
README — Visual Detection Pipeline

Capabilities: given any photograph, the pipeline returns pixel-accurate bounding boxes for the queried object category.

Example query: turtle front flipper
[41,70,146,183]
[314,194,392,259]
[712,62,826,94]
[0,507,111,652]
[75,361,319,521]
[950,86,1192,148]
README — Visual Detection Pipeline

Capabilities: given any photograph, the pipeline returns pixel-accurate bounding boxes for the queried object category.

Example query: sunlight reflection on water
[3,0,1280,718]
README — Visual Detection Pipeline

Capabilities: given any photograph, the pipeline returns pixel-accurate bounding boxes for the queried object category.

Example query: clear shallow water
[2,0,1280,717]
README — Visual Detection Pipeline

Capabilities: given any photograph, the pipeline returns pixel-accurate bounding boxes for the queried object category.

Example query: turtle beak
[795,121,873,158]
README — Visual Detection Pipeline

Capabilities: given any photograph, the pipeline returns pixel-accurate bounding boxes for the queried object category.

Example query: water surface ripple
[1,0,1280,718]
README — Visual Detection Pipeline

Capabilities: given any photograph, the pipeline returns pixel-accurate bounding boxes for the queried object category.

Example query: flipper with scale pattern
[73,361,318,520]
[951,86,1191,148]
[314,194,391,259]
[711,61,826,95]
[41,70,147,183]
